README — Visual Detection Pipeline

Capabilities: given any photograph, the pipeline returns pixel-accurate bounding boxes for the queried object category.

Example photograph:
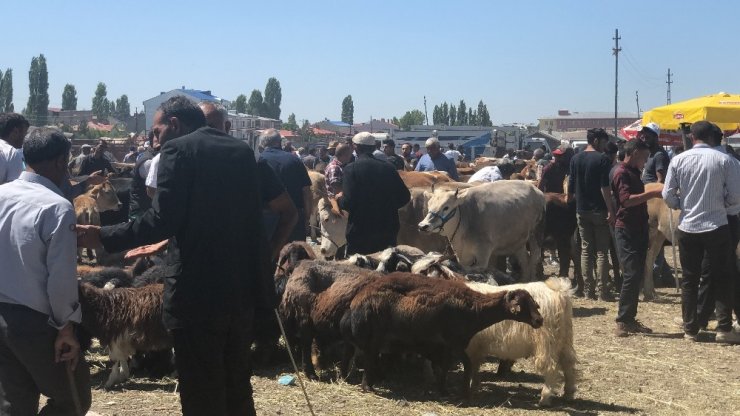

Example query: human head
[199,101,229,133]
[425,137,441,158]
[532,148,544,161]
[448,142,455,150]
[709,123,724,147]
[497,162,516,179]
[318,147,328,158]
[335,143,352,164]
[137,146,145,153]
[259,129,283,149]
[375,140,382,151]
[0,113,30,149]
[382,138,396,156]
[22,128,71,187]
[152,96,207,146]
[308,148,317,156]
[690,121,714,145]
[284,141,294,152]
[586,128,610,152]
[92,142,106,159]
[605,141,619,164]
[552,143,572,165]
[80,144,92,155]
[638,122,660,148]
[412,143,420,152]
[401,143,412,157]
[327,141,338,156]
[352,132,376,155]
[623,139,650,170]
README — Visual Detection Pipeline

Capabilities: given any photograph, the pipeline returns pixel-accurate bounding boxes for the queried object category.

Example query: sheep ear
[505,290,521,314]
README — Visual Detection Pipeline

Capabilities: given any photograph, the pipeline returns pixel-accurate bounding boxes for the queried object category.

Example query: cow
[543,193,582,284]
[74,181,121,261]
[418,180,546,281]
[643,183,680,300]
[398,170,452,188]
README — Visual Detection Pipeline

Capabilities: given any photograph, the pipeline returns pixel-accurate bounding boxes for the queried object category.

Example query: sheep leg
[513,247,532,282]
[561,350,578,401]
[299,327,318,380]
[104,362,121,389]
[339,343,354,379]
[497,359,514,376]
[539,369,559,407]
[360,347,379,393]
[460,353,472,399]
[468,357,483,391]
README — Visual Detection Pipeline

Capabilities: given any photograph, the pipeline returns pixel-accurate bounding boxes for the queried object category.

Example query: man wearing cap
[663,121,740,343]
[538,144,573,194]
[339,132,410,255]
[327,141,338,158]
[415,137,459,180]
[640,123,667,184]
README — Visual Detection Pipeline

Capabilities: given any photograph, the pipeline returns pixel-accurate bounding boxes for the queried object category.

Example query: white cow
[418,180,546,281]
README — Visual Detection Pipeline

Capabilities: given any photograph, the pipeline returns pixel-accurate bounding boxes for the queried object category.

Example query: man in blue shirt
[415,137,459,180]
[0,128,91,415]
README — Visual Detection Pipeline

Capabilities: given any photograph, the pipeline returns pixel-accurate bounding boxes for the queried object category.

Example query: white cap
[641,122,660,137]
[352,132,376,146]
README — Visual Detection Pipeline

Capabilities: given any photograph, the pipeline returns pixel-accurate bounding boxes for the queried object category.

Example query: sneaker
[715,329,740,344]
[684,332,698,342]
[615,320,653,336]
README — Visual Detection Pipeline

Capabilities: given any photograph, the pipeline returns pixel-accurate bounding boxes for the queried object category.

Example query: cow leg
[556,236,571,277]
[513,247,533,282]
[527,233,543,281]
[643,231,665,301]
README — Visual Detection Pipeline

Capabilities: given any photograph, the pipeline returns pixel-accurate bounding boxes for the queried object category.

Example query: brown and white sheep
[78,282,171,388]
[340,274,543,397]
[465,278,577,406]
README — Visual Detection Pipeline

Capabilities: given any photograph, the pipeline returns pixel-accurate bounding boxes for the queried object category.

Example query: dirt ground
[80,258,739,416]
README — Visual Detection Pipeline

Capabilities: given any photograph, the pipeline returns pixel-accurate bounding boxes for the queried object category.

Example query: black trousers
[697,215,740,326]
[171,312,256,416]
[614,227,648,323]
[0,303,91,416]
[678,226,735,333]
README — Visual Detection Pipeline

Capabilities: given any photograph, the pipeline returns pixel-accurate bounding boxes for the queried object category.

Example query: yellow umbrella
[641,92,740,132]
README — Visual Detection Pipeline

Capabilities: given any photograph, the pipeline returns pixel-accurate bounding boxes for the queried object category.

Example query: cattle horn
[454,188,459,198]
[431,182,435,192]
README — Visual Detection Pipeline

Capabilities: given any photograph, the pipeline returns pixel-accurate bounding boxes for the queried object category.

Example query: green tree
[0,69,13,112]
[25,55,49,125]
[442,102,449,126]
[234,94,247,114]
[247,89,263,116]
[468,108,477,126]
[432,105,441,125]
[449,104,457,126]
[398,109,425,130]
[263,77,282,119]
[391,116,400,127]
[92,82,109,119]
[62,84,77,110]
[299,119,314,142]
[115,95,130,120]
[284,113,298,131]
[341,95,354,125]
[457,100,467,126]
[109,100,116,118]
[478,100,492,126]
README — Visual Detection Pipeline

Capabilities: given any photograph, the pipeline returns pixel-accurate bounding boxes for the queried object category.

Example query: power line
[613,28,621,137]
[666,68,673,104]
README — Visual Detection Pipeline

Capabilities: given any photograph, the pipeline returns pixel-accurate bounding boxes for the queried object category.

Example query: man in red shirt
[611,139,664,337]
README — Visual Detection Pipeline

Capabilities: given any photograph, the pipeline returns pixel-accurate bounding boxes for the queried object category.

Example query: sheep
[77,257,155,289]
[410,253,516,285]
[343,245,426,273]
[275,241,317,298]
[279,259,382,379]
[77,282,171,389]
[465,277,577,406]
[340,274,543,397]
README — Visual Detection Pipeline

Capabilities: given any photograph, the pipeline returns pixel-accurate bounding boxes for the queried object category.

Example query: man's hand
[76,225,102,249]
[55,324,80,370]
[607,211,616,226]
[124,240,169,260]
[650,183,665,198]
[85,171,105,186]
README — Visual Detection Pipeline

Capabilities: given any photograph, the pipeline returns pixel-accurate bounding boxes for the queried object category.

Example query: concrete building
[47,108,93,127]
[352,118,398,134]
[538,109,638,132]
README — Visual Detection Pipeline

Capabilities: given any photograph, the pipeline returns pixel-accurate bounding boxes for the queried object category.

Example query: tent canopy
[642,92,740,131]
[461,132,491,148]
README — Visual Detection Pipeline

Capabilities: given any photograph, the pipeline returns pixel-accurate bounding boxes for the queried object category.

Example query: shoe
[599,293,615,302]
[684,332,698,342]
[616,320,653,335]
[573,290,585,298]
[715,329,740,344]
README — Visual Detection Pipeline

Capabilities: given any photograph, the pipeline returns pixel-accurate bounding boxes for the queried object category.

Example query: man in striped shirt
[663,121,740,343]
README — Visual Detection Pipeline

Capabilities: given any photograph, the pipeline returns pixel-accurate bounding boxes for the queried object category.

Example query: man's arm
[662,163,680,209]
[567,158,576,203]
[414,156,423,172]
[723,157,740,215]
[615,172,663,208]
[655,151,669,184]
[338,166,354,212]
[45,207,81,330]
[447,160,460,181]
[267,192,298,260]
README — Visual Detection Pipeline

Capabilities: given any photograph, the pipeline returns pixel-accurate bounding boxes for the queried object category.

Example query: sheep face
[504,289,543,328]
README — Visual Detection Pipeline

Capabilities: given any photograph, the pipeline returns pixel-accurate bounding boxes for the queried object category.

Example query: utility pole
[423,95,429,125]
[635,91,641,118]
[612,28,621,138]
[666,68,673,104]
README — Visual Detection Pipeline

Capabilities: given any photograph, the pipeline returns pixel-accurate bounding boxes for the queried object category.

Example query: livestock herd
[72,156,681,408]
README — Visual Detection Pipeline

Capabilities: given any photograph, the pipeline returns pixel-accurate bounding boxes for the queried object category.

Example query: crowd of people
[1,102,739,416]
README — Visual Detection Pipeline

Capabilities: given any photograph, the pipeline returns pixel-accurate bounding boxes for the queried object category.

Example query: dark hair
[448,143,455,149]
[498,162,516,178]
[690,121,714,142]
[23,128,71,165]
[0,113,30,138]
[605,142,619,155]
[586,128,608,145]
[623,138,649,156]
[382,138,395,147]
[158,96,206,132]
[710,123,724,146]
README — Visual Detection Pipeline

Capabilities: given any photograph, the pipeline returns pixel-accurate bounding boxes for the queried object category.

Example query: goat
[78,282,171,388]
[77,257,155,289]
[465,278,577,406]
[74,181,121,262]
[341,274,543,397]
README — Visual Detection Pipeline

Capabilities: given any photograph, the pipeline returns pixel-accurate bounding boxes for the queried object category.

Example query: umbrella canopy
[641,92,740,132]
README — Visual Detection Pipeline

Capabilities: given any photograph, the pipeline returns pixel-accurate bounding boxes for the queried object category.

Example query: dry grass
[83,259,740,416]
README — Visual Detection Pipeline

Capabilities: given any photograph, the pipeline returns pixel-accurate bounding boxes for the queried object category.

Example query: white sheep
[465,277,577,406]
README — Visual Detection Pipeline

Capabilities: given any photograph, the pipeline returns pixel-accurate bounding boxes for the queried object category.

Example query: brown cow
[398,170,453,188]
[74,181,121,261]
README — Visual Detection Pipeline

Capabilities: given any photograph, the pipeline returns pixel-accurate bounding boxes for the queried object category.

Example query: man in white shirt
[444,142,462,162]
[0,113,29,184]
[663,121,740,344]
[467,162,515,183]
[145,153,161,197]
[0,128,91,414]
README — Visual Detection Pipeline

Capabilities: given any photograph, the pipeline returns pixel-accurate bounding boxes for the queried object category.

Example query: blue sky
[2,0,739,125]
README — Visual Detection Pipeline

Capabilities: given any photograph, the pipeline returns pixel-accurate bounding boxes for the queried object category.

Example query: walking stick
[274,309,316,416]
[65,360,84,416]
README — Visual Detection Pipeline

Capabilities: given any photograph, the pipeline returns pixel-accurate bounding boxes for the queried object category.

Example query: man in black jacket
[339,132,410,254]
[77,96,270,415]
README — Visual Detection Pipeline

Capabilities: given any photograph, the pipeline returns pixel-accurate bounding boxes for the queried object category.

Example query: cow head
[88,181,121,211]
[503,289,543,328]
[317,198,347,258]
[418,188,465,235]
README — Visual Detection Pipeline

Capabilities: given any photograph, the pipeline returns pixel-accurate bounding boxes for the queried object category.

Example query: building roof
[324,120,350,127]
[540,111,639,120]
[143,88,221,104]
[87,121,114,132]
[311,127,337,136]
[279,129,299,138]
